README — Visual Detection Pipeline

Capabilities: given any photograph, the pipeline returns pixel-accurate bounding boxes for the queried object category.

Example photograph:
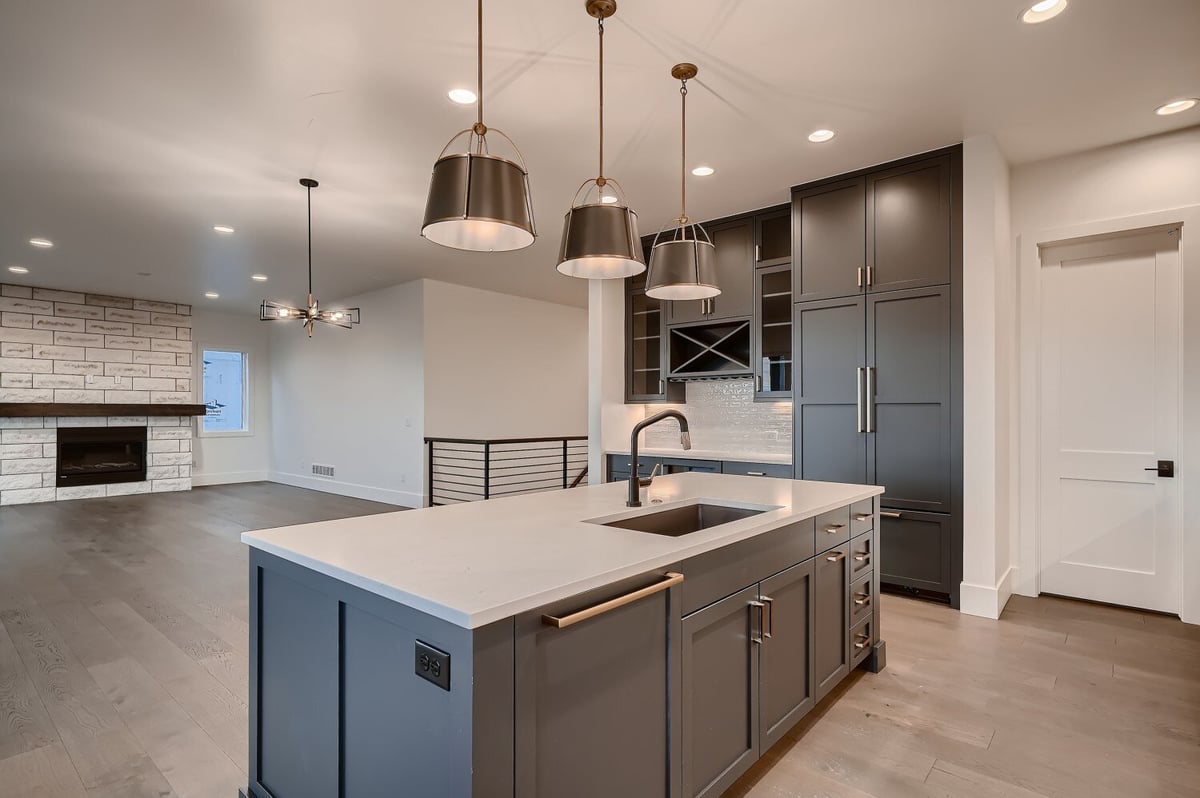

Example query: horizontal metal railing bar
[432,479,487,491]
[484,476,571,490]
[426,436,587,445]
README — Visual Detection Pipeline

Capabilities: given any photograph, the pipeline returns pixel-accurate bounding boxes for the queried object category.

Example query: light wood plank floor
[2,484,1198,797]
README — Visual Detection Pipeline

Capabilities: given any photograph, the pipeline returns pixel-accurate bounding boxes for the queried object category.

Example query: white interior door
[1039,227,1181,614]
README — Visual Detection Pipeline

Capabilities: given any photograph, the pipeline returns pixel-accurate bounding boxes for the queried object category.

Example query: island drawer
[721,460,794,479]
[850,572,873,627]
[679,516,815,616]
[851,615,874,669]
[849,532,873,581]
[815,506,850,553]
[850,498,874,537]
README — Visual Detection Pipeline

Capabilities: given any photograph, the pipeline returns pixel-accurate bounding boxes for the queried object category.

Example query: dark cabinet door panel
[867,287,952,512]
[759,561,815,751]
[814,546,850,702]
[708,218,755,321]
[793,177,865,302]
[515,574,674,798]
[879,509,952,594]
[794,298,867,484]
[682,585,760,798]
[867,155,951,293]
[755,208,792,266]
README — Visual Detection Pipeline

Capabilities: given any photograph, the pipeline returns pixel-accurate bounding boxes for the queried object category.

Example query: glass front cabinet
[753,263,793,400]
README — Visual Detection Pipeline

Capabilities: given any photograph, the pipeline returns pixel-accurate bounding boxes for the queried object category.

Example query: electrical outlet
[414,640,450,691]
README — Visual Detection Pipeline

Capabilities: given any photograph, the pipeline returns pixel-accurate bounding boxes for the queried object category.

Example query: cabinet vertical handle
[760,596,774,638]
[866,266,874,286]
[866,367,875,432]
[856,367,865,433]
[857,267,864,288]
[756,375,763,392]
[749,600,766,644]
[659,379,665,394]
[755,244,762,262]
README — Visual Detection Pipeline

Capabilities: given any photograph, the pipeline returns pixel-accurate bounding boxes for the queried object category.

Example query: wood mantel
[0,403,207,418]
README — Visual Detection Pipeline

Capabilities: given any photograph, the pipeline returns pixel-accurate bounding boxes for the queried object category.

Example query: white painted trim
[268,469,418,508]
[959,565,1015,620]
[1017,205,1200,624]
[192,470,269,486]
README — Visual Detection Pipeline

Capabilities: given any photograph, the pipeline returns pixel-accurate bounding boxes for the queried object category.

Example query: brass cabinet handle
[880,510,902,519]
[857,267,864,288]
[853,594,871,606]
[853,513,871,522]
[749,600,766,644]
[761,595,774,639]
[852,553,870,562]
[746,471,766,477]
[755,244,762,262]
[825,552,846,562]
[856,366,865,433]
[543,572,684,628]
[866,266,874,287]
[865,366,875,432]
[658,379,665,394]
[854,634,870,650]
[824,524,846,534]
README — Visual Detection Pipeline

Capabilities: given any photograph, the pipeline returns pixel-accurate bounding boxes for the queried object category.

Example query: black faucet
[628,410,692,507]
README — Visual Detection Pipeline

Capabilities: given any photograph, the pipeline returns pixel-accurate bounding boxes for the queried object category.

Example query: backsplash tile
[641,380,792,456]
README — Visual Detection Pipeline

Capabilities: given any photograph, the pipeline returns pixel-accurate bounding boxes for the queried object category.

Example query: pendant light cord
[306,182,313,297]
[679,79,688,223]
[598,16,604,181]
[476,0,485,152]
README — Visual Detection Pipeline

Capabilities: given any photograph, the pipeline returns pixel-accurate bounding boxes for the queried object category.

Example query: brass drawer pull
[853,594,871,606]
[761,595,774,638]
[824,523,846,534]
[880,510,902,519]
[746,471,766,477]
[543,572,684,628]
[853,513,872,522]
[854,634,870,650]
[853,554,870,562]
[825,552,846,562]
[749,600,766,644]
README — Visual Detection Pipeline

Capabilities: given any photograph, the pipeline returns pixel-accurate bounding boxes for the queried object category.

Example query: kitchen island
[241,472,885,798]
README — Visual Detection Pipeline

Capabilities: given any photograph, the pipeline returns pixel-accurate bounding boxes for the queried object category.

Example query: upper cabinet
[754,208,792,266]
[669,217,756,325]
[626,287,684,404]
[793,152,954,302]
[752,263,792,399]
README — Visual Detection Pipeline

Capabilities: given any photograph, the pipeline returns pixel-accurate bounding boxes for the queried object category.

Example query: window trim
[197,346,252,439]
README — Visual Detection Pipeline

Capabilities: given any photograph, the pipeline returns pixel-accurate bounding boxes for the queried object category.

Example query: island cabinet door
[514,570,682,798]
[681,585,761,798]
[758,560,816,751]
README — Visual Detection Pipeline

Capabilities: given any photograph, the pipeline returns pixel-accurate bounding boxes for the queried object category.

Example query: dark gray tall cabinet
[792,146,963,606]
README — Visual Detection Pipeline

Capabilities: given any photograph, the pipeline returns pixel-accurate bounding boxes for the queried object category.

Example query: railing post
[426,439,433,506]
[483,441,491,500]
[562,438,568,489]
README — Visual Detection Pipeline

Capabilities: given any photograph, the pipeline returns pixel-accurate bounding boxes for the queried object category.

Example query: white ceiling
[1,0,1197,310]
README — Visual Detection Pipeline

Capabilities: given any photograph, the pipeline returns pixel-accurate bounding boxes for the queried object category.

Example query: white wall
[269,281,425,506]
[192,309,273,485]
[959,135,1016,619]
[422,280,588,439]
[1011,125,1200,623]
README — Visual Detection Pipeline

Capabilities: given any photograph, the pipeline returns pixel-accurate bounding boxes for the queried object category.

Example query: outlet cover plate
[414,640,451,691]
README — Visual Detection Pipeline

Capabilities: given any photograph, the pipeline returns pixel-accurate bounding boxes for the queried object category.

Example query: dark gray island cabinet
[242,477,884,798]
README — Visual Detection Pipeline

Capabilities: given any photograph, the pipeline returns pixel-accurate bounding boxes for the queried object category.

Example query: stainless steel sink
[597,502,767,537]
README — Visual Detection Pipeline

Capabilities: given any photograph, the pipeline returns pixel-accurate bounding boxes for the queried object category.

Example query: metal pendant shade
[556,0,645,279]
[646,63,721,300]
[421,0,535,252]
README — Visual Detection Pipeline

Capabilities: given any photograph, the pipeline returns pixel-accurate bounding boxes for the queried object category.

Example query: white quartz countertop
[241,473,881,629]
[607,448,792,465]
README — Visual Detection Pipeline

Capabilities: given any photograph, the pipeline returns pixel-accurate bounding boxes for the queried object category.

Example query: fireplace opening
[56,427,147,488]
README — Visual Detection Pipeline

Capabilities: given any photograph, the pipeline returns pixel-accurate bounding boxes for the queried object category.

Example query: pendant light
[260,178,361,337]
[556,0,644,279]
[645,64,719,301]
[421,0,536,252]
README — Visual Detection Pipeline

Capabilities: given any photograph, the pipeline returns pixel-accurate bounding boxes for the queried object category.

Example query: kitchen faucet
[628,410,691,507]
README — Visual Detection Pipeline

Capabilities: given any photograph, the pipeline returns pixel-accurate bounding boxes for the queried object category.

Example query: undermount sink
[596,502,767,537]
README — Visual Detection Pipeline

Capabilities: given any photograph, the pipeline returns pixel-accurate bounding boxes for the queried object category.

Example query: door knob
[1144,460,1174,478]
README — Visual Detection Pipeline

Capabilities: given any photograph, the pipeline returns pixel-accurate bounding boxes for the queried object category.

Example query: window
[201,349,249,435]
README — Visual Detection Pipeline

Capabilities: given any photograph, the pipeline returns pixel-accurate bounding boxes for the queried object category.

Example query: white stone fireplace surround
[1,283,198,505]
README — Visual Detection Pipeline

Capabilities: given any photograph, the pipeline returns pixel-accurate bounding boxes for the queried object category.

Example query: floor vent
[312,463,335,479]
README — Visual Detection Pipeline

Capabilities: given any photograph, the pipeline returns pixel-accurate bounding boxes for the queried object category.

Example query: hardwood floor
[2,484,1197,797]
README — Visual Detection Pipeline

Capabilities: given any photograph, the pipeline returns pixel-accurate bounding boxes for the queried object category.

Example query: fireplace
[56,427,148,488]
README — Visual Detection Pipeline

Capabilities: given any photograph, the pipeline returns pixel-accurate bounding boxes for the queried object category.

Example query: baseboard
[268,470,420,508]
[959,565,1015,620]
[192,470,269,486]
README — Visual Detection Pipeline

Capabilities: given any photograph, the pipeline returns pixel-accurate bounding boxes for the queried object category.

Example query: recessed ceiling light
[692,166,715,176]
[600,195,619,204]
[28,237,53,248]
[448,88,477,105]
[1155,98,1198,116]
[251,273,269,282]
[204,291,220,299]
[213,225,235,234]
[8,265,29,274]
[807,129,836,143]
[1021,0,1067,23]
